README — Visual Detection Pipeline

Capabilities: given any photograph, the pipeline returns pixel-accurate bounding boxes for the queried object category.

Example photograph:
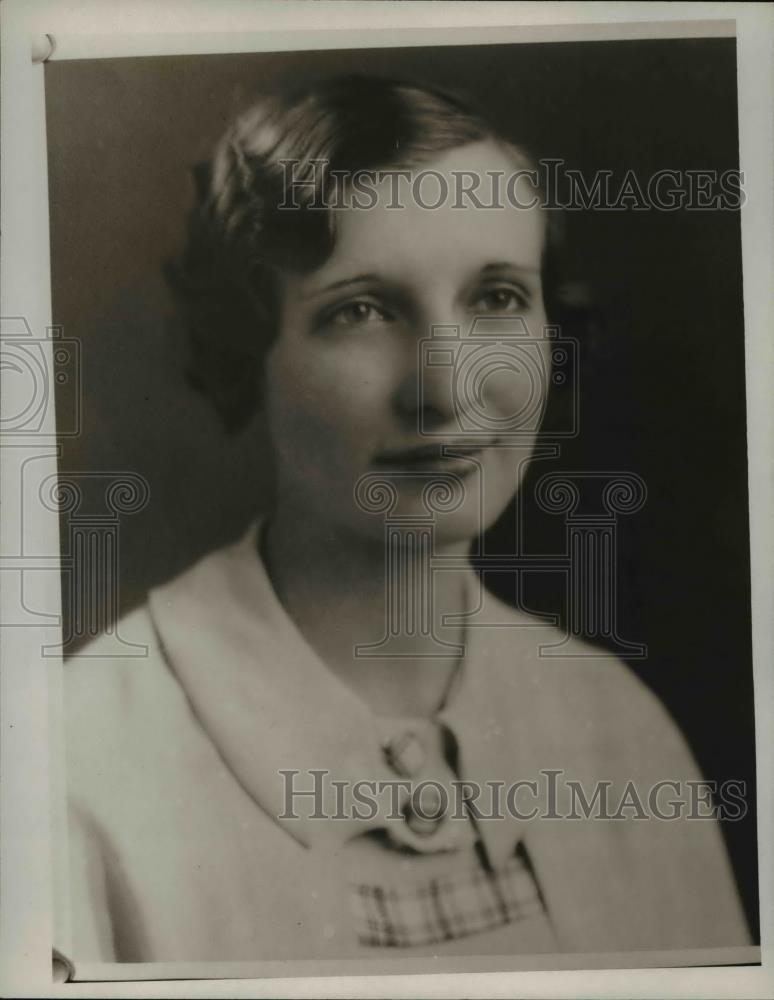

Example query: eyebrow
[480,261,540,276]
[301,273,381,301]
[302,261,541,301]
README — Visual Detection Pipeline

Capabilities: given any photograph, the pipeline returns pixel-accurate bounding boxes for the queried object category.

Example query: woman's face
[264,140,549,546]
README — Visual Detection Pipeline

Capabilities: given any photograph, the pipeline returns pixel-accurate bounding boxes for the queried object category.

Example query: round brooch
[383,729,447,837]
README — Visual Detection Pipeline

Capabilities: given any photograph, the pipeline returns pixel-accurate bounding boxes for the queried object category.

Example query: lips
[372,441,494,471]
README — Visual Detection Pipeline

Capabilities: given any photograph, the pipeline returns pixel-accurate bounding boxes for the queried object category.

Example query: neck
[262,506,473,717]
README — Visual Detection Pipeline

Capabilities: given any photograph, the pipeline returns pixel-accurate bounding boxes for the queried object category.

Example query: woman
[64,75,750,963]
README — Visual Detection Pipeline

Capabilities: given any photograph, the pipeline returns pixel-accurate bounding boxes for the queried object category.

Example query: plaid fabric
[349,853,544,948]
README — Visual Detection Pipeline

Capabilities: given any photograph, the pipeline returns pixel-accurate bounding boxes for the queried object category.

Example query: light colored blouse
[61,522,750,964]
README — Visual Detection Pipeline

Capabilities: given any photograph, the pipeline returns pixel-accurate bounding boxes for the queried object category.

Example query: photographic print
[3,10,767,988]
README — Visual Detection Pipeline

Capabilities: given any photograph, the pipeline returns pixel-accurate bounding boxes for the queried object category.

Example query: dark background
[46,38,757,938]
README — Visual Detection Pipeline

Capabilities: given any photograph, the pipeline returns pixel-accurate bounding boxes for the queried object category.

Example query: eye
[471,284,530,314]
[322,298,393,328]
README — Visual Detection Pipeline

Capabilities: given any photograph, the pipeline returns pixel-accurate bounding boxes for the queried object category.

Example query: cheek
[477,323,551,431]
[264,348,338,467]
[262,334,394,471]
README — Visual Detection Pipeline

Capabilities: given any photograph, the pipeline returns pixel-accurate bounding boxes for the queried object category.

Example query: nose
[391,314,462,434]
[392,307,551,439]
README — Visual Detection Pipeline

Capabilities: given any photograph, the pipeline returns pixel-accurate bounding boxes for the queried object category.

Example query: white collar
[148,521,544,861]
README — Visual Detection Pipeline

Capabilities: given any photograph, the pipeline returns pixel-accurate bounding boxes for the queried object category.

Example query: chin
[433,502,510,548]
[389,492,510,549]
[345,469,516,549]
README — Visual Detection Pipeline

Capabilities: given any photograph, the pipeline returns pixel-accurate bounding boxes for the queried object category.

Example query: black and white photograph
[0,2,772,994]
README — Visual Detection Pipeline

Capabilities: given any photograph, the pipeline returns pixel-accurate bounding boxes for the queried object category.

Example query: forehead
[307,140,545,288]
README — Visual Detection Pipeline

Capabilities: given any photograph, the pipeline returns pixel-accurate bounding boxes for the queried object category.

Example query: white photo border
[1,1,772,997]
